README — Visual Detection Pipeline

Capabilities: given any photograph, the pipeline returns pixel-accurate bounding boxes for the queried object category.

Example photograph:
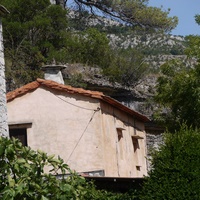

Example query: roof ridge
[36,78,105,97]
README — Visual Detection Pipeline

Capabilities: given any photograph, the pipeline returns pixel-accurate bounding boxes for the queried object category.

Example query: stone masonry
[0,5,9,137]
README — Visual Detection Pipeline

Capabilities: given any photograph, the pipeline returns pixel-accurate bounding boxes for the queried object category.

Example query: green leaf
[8,175,15,188]
[17,158,26,164]
[41,195,49,200]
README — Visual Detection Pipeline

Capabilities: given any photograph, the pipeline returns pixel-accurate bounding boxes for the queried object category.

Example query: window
[136,165,141,171]
[9,128,27,146]
[116,128,123,141]
[132,135,143,152]
[116,127,125,159]
[8,122,32,146]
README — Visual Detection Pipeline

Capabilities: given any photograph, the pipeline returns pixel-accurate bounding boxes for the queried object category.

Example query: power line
[55,95,97,111]
[66,108,100,163]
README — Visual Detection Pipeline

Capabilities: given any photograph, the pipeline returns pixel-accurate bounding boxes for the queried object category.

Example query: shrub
[140,126,200,200]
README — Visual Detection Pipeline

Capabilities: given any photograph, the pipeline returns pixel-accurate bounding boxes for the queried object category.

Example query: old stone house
[0,5,9,137]
[7,66,149,178]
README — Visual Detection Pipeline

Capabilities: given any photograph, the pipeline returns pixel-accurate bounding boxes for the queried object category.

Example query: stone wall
[0,19,8,137]
[146,133,163,171]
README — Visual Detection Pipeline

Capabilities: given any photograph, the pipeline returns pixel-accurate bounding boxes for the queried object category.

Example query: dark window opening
[117,129,123,141]
[9,128,27,146]
[136,166,141,171]
[132,137,139,152]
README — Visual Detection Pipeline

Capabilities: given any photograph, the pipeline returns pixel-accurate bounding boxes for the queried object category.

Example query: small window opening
[117,128,124,142]
[132,137,139,152]
[9,128,27,146]
[117,129,123,141]
[136,166,141,171]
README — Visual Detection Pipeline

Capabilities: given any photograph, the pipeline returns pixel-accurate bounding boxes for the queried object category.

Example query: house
[0,5,9,137]
[7,65,149,178]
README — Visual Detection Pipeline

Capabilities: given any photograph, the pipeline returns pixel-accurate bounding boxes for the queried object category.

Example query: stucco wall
[100,102,147,177]
[7,86,147,177]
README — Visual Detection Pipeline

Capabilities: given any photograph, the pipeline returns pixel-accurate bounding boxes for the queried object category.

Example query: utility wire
[55,95,96,111]
[66,108,100,163]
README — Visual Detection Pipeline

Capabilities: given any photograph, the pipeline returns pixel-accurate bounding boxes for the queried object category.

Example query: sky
[149,0,200,36]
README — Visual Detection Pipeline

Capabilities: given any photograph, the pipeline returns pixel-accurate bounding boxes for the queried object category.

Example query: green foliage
[140,126,200,200]
[0,136,137,199]
[185,35,200,59]
[78,28,112,67]
[2,0,68,90]
[1,0,180,91]
[154,59,200,130]
[0,136,92,199]
[104,48,148,87]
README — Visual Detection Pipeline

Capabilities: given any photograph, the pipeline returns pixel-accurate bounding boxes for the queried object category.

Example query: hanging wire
[66,107,100,163]
[55,94,98,111]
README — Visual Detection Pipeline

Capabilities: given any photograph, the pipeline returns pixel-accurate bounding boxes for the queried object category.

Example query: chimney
[0,5,9,137]
[49,0,65,8]
[42,65,66,84]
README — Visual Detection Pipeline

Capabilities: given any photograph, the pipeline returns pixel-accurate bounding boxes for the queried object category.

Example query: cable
[55,95,97,111]
[66,108,100,163]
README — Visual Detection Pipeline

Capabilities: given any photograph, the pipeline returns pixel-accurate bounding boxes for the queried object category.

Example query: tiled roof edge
[102,96,149,122]
[7,81,40,102]
[36,78,104,99]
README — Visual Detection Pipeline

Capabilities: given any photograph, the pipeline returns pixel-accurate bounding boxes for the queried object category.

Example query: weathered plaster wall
[0,18,8,137]
[7,86,147,177]
[8,87,103,173]
[100,101,147,177]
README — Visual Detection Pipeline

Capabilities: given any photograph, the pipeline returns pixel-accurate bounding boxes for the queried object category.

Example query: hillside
[64,12,192,118]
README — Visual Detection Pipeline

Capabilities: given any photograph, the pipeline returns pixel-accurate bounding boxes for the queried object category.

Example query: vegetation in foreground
[141,126,200,200]
[0,136,138,199]
[3,126,200,199]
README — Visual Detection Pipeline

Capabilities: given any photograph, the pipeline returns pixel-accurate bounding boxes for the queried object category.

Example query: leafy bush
[154,60,200,130]
[0,136,138,199]
[140,126,200,200]
[0,136,93,199]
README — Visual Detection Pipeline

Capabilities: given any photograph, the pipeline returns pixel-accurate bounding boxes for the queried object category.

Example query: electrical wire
[55,95,97,111]
[66,108,100,163]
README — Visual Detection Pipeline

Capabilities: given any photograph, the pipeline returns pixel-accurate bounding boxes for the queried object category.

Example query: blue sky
[149,0,200,36]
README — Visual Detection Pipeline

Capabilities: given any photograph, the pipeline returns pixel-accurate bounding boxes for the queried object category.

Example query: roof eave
[102,96,149,122]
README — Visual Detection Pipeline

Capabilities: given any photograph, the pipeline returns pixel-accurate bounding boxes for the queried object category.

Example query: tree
[78,28,111,67]
[62,0,178,32]
[153,59,200,130]
[154,13,200,130]
[104,48,148,87]
[1,0,69,90]
[0,136,92,199]
[140,126,200,200]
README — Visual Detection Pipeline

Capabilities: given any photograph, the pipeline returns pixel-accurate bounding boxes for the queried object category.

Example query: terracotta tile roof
[7,78,149,122]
